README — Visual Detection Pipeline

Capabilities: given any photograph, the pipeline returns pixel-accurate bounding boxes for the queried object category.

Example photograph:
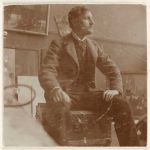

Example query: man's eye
[82,17,87,20]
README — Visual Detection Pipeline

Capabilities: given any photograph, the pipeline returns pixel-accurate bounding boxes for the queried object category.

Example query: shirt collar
[71,31,87,42]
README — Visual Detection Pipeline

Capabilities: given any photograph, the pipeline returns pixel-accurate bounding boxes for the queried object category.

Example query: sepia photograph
[3,3,147,147]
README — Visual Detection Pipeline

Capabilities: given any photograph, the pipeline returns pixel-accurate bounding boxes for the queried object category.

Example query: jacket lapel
[64,35,79,68]
[64,34,98,68]
[86,38,98,64]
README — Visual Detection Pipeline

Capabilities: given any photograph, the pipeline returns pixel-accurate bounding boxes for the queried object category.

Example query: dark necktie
[78,40,87,57]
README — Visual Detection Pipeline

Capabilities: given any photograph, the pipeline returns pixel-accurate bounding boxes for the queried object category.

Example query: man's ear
[71,18,79,28]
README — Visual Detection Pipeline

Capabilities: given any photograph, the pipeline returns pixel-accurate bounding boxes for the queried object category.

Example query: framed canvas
[4,5,50,35]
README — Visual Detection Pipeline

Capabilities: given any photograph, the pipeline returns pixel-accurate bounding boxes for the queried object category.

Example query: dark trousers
[46,90,140,146]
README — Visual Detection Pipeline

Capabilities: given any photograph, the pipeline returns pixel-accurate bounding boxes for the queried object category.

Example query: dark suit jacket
[39,33,123,99]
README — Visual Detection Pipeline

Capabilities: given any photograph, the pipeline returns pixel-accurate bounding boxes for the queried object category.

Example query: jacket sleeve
[95,42,123,94]
[38,40,61,92]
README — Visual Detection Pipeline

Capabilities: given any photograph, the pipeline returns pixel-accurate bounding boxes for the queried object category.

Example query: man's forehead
[78,10,93,18]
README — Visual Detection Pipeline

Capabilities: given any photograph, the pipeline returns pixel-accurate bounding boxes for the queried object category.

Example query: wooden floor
[3,107,119,147]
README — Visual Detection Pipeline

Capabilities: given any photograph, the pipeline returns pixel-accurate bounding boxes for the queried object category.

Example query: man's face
[72,10,95,36]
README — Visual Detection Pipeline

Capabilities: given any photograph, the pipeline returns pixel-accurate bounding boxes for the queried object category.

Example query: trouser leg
[107,95,140,146]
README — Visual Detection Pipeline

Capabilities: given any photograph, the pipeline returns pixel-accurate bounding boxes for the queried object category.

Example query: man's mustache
[81,25,94,29]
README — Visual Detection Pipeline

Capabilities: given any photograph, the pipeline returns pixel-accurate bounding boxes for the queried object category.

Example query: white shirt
[71,31,87,42]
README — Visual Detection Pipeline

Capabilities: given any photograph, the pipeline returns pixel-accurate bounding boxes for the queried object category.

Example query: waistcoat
[73,39,91,87]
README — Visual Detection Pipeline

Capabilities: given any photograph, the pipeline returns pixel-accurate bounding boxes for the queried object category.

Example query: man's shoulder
[62,33,74,44]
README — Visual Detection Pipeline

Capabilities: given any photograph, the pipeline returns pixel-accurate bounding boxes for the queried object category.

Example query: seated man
[38,6,139,146]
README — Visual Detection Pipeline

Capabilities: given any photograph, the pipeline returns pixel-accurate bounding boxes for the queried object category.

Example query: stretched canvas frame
[4,5,50,35]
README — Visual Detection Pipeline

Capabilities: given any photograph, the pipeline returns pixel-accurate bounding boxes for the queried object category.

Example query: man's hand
[51,88,71,104]
[103,90,119,102]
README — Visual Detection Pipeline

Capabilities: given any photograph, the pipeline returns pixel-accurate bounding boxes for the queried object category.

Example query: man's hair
[68,6,90,28]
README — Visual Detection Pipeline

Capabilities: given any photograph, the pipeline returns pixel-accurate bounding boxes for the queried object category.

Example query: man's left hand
[103,90,119,102]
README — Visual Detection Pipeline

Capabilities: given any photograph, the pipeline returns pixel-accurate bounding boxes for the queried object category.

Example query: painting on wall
[4,5,50,35]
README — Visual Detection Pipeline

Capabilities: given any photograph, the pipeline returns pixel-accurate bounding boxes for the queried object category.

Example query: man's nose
[90,18,95,25]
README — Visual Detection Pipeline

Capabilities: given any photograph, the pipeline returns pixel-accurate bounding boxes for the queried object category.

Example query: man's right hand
[50,88,71,104]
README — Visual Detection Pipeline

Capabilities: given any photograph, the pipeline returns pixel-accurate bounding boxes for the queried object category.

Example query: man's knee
[113,95,129,106]
[46,100,71,113]
[112,95,132,115]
